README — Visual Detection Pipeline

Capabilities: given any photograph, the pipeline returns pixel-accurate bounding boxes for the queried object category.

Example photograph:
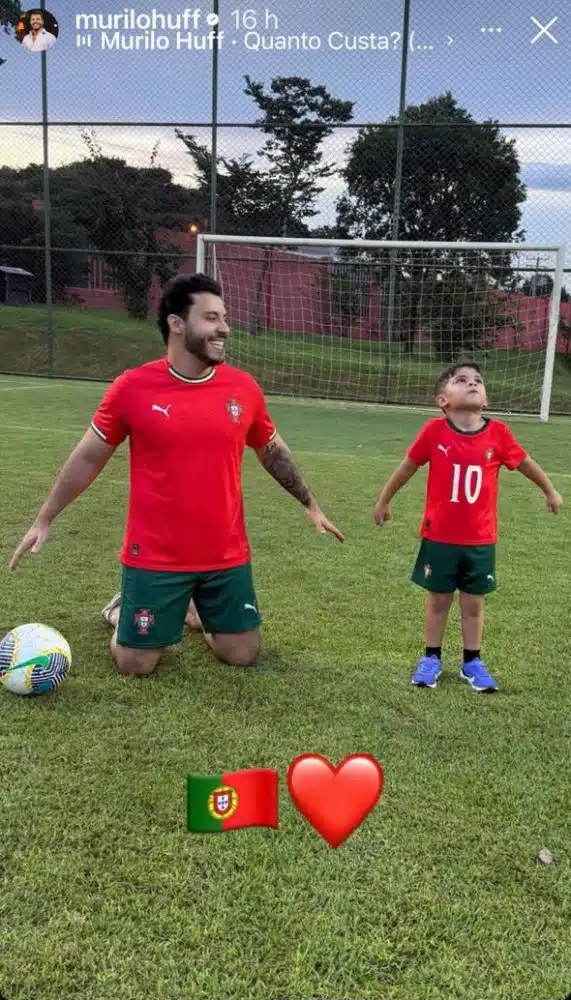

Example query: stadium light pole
[385,0,411,401]
[40,0,54,374]
[208,0,219,271]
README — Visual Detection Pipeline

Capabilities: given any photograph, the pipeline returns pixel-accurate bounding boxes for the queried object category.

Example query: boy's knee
[428,592,454,613]
[460,592,484,617]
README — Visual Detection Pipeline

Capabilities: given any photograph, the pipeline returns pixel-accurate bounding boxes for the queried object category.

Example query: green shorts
[411,539,496,595]
[116,562,261,649]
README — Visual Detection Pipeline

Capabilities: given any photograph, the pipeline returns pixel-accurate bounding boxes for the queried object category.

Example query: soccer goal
[196,235,567,421]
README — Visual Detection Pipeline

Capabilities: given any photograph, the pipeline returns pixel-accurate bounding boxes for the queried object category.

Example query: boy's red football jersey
[90,359,276,571]
[407,417,527,545]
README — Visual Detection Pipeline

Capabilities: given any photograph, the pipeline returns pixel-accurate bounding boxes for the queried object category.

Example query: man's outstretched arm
[9,428,117,569]
[255,433,312,506]
[254,433,344,541]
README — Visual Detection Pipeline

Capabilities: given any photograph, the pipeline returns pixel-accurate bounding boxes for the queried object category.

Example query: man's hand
[373,500,391,525]
[545,489,563,514]
[9,519,51,570]
[305,500,344,542]
[255,433,343,541]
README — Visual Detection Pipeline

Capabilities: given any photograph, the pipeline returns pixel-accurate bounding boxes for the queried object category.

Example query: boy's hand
[545,489,562,514]
[374,500,391,525]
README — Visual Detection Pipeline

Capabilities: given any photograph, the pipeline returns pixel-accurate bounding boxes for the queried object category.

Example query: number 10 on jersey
[450,464,483,504]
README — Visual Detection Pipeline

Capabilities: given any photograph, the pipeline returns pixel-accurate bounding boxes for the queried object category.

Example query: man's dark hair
[157,273,223,344]
[435,361,482,396]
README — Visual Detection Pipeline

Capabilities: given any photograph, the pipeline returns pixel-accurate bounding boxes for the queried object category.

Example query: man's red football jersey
[407,417,527,545]
[90,359,276,571]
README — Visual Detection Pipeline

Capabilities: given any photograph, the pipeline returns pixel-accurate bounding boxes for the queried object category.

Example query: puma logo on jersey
[437,444,450,456]
[152,404,171,418]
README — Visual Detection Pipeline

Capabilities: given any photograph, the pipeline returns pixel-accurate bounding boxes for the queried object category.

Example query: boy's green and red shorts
[411,539,496,595]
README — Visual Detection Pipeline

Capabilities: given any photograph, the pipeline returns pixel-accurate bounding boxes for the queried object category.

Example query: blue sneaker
[459,658,498,693]
[412,655,442,688]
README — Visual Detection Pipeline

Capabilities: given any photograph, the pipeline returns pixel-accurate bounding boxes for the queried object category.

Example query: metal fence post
[385,0,411,401]
[40,0,53,375]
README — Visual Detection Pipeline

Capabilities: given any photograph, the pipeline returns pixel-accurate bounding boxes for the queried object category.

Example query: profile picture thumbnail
[17,9,59,51]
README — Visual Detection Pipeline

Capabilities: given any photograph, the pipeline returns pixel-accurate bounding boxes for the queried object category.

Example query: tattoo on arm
[260,438,312,507]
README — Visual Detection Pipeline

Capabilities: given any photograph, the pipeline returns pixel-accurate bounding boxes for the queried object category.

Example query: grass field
[2,303,571,413]
[1,373,571,1000]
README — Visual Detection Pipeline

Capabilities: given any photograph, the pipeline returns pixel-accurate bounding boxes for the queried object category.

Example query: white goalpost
[196,236,567,421]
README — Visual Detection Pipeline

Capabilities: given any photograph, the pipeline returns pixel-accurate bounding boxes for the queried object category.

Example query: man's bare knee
[209,631,260,668]
[111,639,163,676]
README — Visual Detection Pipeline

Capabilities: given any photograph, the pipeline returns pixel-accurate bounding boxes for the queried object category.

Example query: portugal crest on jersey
[485,448,494,461]
[134,609,154,634]
[226,398,243,423]
[208,785,239,820]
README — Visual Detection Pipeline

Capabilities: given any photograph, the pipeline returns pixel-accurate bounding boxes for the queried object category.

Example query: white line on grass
[0,380,104,392]
[4,424,85,434]
[2,424,571,482]
[2,380,570,421]
[0,384,58,392]
[1,379,571,423]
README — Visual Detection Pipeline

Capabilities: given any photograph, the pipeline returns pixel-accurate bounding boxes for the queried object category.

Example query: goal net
[196,236,567,421]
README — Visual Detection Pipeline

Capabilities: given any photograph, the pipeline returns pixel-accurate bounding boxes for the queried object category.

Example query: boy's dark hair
[435,361,482,396]
[157,273,222,344]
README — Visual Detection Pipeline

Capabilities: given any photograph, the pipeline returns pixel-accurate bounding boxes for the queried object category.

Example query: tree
[55,132,187,319]
[176,124,316,335]
[331,92,527,356]
[1,0,22,32]
[0,140,199,318]
[519,274,570,304]
[0,199,89,300]
[244,75,354,237]
[338,92,525,245]
[559,315,571,355]
[174,130,303,236]
[310,224,342,240]
[414,271,523,363]
[521,273,554,297]
[0,0,22,65]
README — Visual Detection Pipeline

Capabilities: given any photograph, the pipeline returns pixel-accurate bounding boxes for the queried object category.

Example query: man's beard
[183,330,225,366]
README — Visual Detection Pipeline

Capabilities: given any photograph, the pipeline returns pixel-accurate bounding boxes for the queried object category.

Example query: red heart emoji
[287,753,383,848]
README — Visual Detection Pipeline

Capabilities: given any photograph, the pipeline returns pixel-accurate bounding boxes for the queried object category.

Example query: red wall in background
[66,232,571,352]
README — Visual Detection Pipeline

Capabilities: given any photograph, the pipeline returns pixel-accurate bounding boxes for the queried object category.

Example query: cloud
[508,128,571,165]
[0,120,353,221]
[1,122,570,254]
[520,189,571,255]
[520,162,571,191]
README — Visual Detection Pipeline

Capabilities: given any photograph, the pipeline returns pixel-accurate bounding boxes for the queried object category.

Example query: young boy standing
[374,363,562,692]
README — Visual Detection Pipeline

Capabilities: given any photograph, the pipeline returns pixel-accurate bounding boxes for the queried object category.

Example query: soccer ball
[0,623,71,696]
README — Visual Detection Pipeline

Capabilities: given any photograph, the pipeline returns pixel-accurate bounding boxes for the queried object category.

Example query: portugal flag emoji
[187,769,278,832]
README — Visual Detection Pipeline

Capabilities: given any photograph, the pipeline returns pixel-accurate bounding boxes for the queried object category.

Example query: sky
[1,0,570,261]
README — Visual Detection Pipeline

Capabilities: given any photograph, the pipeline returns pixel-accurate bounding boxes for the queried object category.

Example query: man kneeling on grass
[10,274,343,676]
